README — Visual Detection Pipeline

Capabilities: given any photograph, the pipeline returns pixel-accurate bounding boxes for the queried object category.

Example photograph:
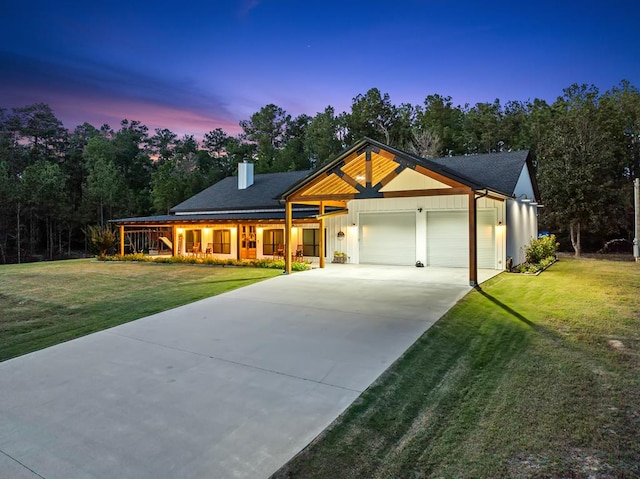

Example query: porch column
[285,200,292,274]
[235,223,240,260]
[468,191,478,287]
[319,201,325,268]
[119,225,125,256]
[172,225,177,256]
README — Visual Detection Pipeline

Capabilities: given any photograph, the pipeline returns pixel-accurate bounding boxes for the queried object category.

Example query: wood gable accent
[287,142,471,204]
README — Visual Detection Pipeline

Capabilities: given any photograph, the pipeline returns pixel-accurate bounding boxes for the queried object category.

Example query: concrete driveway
[0,265,499,479]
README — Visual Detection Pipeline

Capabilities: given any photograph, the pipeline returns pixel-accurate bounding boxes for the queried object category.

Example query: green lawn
[0,259,281,362]
[273,258,640,478]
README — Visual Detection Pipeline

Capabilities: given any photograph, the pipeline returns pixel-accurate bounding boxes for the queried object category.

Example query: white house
[113,138,540,285]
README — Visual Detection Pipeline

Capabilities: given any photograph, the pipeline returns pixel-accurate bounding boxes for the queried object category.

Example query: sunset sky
[2,0,639,137]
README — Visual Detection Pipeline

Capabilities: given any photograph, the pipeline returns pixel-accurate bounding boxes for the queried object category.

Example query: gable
[282,138,483,204]
[379,168,451,192]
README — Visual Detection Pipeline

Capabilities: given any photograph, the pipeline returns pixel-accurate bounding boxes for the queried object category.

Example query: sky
[1,0,639,138]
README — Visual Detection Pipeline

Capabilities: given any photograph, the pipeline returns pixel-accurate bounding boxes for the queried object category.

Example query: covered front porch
[115,218,322,263]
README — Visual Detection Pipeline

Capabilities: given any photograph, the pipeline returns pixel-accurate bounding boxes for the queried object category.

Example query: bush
[516,234,559,274]
[85,225,117,260]
[101,254,311,271]
[525,234,559,264]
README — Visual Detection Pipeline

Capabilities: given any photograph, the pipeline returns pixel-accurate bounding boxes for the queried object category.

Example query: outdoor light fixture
[519,194,531,203]
[337,231,345,239]
[496,221,503,227]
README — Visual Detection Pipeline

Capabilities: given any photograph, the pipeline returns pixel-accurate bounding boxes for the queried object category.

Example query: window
[302,229,320,257]
[186,229,201,252]
[263,229,284,255]
[211,229,231,254]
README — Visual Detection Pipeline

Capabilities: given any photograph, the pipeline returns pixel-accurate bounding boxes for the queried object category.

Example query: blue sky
[1,0,639,137]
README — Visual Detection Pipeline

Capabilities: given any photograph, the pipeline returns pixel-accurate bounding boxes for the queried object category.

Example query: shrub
[101,254,311,271]
[85,225,117,260]
[516,234,559,274]
[525,234,559,264]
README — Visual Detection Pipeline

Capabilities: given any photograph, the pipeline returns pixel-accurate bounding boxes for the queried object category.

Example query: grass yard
[273,258,640,478]
[0,259,281,362]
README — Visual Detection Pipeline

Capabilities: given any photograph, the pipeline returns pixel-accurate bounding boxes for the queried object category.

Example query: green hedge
[101,254,310,271]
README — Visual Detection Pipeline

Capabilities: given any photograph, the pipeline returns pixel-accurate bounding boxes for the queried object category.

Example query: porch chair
[275,244,285,260]
[294,247,304,262]
[190,242,201,256]
[205,243,213,256]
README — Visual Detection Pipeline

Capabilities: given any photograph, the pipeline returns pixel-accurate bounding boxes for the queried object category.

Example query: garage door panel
[427,210,495,268]
[427,212,467,267]
[360,213,415,265]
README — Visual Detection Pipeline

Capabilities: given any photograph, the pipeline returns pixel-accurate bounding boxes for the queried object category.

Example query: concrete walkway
[0,265,499,479]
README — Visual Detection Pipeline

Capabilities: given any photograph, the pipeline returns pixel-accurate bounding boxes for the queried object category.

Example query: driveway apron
[0,265,499,478]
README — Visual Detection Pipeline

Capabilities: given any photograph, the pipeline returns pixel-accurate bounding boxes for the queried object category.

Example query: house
[113,138,540,285]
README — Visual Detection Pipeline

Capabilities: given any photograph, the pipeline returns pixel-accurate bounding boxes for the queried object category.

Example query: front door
[240,225,257,259]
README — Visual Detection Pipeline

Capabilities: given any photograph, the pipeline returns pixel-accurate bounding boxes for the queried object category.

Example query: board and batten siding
[324,195,506,269]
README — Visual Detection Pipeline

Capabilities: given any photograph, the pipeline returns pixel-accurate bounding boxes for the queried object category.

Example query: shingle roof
[170,170,312,213]
[428,150,531,197]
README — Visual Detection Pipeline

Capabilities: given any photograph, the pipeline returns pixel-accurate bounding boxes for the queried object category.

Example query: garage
[359,212,416,265]
[427,210,495,268]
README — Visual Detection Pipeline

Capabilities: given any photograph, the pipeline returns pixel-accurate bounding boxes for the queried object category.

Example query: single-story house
[113,137,540,286]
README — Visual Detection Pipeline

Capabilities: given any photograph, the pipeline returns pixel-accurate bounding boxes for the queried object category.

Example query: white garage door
[359,212,416,265]
[427,210,495,268]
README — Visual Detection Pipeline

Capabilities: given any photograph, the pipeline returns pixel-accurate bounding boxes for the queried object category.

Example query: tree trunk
[29,210,34,258]
[16,202,21,264]
[570,221,581,257]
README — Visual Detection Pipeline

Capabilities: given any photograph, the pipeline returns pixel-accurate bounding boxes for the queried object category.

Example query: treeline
[1,82,639,263]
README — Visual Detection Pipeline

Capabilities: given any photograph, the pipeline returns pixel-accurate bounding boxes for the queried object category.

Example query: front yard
[273,258,640,478]
[0,259,281,362]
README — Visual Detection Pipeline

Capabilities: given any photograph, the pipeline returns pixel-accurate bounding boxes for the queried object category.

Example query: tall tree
[21,161,68,259]
[345,88,396,144]
[537,84,619,256]
[415,94,465,156]
[240,104,290,172]
[83,136,123,226]
[275,114,311,171]
[13,103,67,163]
[112,120,152,215]
[149,128,178,164]
[462,99,503,153]
[304,106,344,167]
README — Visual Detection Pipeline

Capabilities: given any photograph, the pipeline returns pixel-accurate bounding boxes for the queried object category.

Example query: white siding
[506,200,538,265]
